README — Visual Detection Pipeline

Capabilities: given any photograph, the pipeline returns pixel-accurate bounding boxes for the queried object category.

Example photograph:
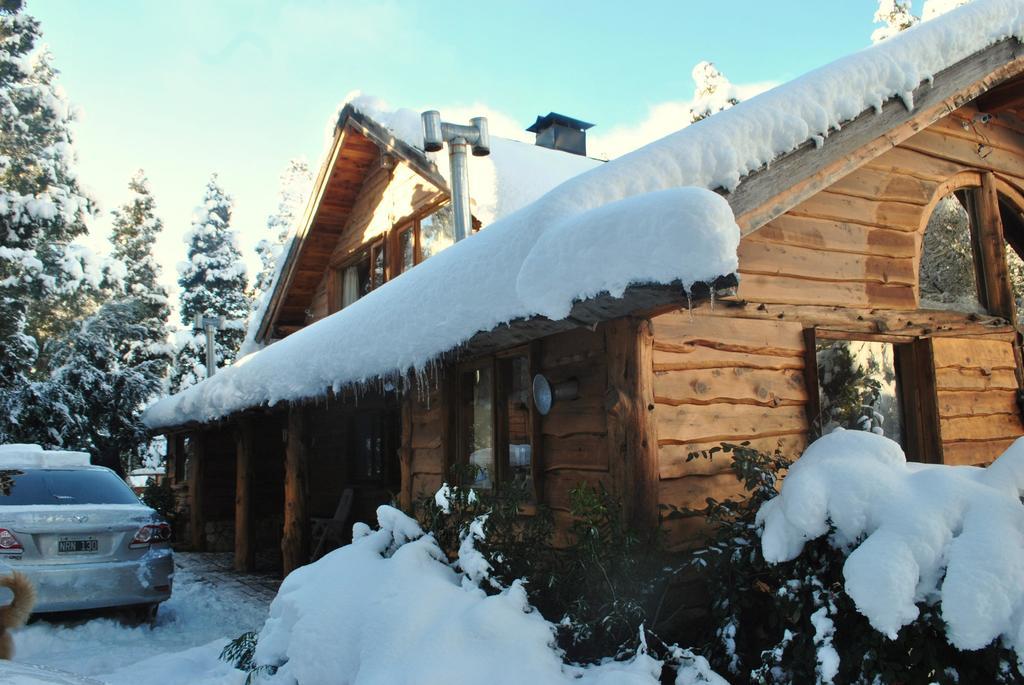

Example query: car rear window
[0,469,140,506]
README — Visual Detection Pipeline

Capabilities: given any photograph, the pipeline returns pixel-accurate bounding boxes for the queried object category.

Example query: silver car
[0,449,173,615]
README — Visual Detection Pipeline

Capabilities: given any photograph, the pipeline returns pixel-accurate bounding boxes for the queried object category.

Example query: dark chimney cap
[526,112,594,134]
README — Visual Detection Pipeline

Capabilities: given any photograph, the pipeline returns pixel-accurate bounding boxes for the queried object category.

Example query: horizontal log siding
[933,337,1024,465]
[650,313,809,549]
[541,327,611,514]
[738,104,1024,310]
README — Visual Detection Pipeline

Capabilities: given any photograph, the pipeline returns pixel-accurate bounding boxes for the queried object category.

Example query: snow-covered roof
[344,94,604,227]
[145,0,1024,430]
[245,96,603,354]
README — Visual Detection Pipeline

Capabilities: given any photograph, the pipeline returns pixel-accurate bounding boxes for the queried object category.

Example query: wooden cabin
[147,32,1024,575]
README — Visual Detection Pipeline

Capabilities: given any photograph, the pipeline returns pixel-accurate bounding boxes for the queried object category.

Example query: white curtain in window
[341,266,360,308]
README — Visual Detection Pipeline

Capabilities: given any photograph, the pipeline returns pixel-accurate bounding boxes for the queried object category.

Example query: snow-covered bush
[224,503,725,685]
[690,435,1024,684]
[418,470,689,664]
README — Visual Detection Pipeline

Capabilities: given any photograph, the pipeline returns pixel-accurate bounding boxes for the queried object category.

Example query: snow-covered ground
[9,554,271,685]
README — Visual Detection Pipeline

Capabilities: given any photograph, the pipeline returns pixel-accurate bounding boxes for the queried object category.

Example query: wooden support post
[188,432,207,552]
[528,340,544,504]
[234,418,256,572]
[281,406,310,577]
[165,434,179,485]
[802,328,822,439]
[972,172,1015,323]
[326,268,343,315]
[399,391,413,512]
[604,318,660,532]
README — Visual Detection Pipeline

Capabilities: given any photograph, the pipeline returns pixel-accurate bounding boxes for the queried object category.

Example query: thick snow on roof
[145,0,1024,430]
[759,430,1024,656]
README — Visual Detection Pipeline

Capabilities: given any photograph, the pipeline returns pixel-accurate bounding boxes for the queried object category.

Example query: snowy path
[10,553,275,684]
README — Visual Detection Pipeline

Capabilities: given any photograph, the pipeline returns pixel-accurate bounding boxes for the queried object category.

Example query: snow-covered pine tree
[109,170,173,371]
[253,159,311,297]
[34,299,165,474]
[171,175,249,392]
[241,158,312,355]
[689,62,739,123]
[0,0,115,442]
[871,0,918,43]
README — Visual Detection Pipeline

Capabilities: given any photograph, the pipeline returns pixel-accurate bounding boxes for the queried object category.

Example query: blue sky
[31,0,899,309]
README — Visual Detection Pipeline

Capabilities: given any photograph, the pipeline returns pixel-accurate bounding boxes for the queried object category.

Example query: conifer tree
[37,300,165,474]
[241,158,312,355]
[0,0,112,442]
[12,173,173,472]
[689,62,739,123]
[253,159,311,298]
[171,175,249,392]
[871,0,919,43]
[109,170,172,371]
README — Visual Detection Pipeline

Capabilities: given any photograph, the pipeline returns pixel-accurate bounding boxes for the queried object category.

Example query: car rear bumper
[10,547,173,613]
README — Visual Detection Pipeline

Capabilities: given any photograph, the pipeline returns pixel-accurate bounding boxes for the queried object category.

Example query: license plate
[58,538,98,554]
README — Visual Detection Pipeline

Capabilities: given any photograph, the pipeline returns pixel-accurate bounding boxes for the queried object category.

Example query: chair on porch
[311,488,354,561]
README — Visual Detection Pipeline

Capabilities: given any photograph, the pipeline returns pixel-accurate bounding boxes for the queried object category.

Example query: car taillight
[131,523,171,549]
[0,528,22,552]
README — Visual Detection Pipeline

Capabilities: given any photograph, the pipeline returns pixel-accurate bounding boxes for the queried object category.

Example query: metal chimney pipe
[421,112,490,243]
[193,312,226,378]
[448,136,472,243]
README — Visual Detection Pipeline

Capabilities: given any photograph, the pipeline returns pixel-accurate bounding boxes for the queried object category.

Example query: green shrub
[141,477,177,534]
[685,442,1024,684]
[416,464,684,665]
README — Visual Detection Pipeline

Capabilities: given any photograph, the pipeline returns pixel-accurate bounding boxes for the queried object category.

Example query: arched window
[918,174,1024,323]
[919,192,982,311]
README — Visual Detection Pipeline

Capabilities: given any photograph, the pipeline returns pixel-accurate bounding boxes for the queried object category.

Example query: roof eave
[732,36,1024,235]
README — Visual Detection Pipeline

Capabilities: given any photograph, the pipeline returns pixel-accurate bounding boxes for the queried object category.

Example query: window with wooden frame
[919,173,1024,325]
[804,330,941,462]
[395,222,418,275]
[348,410,401,484]
[454,348,538,497]
[369,239,387,291]
[327,252,371,314]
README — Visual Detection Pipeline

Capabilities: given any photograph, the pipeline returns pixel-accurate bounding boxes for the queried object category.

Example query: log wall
[933,336,1023,465]
[649,313,809,549]
[403,327,612,528]
[542,327,611,516]
[737,104,1024,309]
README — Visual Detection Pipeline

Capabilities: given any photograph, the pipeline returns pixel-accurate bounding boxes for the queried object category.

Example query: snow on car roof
[144,0,1024,431]
[0,444,92,469]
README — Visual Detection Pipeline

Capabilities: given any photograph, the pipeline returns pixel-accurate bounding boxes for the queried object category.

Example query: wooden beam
[976,76,1024,113]
[281,406,310,577]
[188,432,207,552]
[972,172,1016,322]
[460,277,736,359]
[165,434,180,485]
[801,328,822,438]
[604,318,660,532]
[734,39,1024,234]
[234,418,256,573]
[325,267,342,316]
[399,391,413,512]
[257,125,351,344]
